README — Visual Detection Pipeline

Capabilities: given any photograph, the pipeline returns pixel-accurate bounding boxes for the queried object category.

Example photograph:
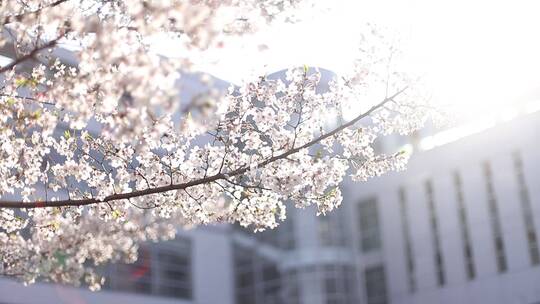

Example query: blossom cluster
[0,0,434,288]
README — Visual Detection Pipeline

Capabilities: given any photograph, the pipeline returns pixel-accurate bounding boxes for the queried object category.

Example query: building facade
[1,109,540,304]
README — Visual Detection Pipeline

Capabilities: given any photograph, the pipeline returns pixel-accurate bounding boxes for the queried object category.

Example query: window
[110,247,153,294]
[364,265,388,304]
[103,238,192,299]
[283,269,301,304]
[156,243,192,299]
[483,161,507,273]
[282,263,359,304]
[358,198,382,252]
[398,187,417,292]
[453,172,476,279]
[319,207,348,247]
[425,180,445,286]
[234,246,257,304]
[513,151,540,265]
[234,245,282,304]
[322,264,359,304]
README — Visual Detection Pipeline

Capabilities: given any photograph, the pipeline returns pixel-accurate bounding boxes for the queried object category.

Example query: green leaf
[15,77,38,88]
[15,78,27,87]
[63,130,71,139]
[111,209,122,219]
[323,187,338,198]
[54,250,67,267]
[32,109,41,119]
[6,97,16,106]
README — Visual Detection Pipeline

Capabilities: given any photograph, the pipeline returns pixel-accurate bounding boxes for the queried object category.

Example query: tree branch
[0,37,62,74]
[1,0,69,25]
[0,87,407,209]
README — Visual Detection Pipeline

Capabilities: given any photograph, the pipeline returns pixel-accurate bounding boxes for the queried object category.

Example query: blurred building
[2,110,540,304]
[2,59,540,304]
[227,107,540,304]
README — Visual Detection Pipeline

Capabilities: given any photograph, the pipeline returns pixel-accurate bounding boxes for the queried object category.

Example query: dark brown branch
[0,87,407,209]
[1,0,69,25]
[0,36,63,74]
[0,93,57,106]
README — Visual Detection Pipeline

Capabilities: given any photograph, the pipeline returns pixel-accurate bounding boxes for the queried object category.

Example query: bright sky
[3,0,538,144]
[167,0,540,124]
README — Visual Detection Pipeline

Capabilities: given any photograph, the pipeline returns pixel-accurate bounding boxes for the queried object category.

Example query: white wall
[357,111,540,304]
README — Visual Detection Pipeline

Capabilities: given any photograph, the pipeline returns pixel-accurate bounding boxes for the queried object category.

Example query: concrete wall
[354,111,540,304]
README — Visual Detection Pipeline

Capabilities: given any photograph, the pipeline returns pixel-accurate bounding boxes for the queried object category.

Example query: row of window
[358,198,381,252]
[453,172,476,280]
[425,180,446,286]
[364,265,388,304]
[358,151,539,297]
[234,244,361,304]
[288,264,359,304]
[319,206,349,247]
[398,187,417,292]
[234,245,281,304]
[232,151,539,303]
[513,152,540,265]
[101,238,192,300]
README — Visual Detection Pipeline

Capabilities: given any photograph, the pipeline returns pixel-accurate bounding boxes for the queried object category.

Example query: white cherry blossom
[0,0,437,289]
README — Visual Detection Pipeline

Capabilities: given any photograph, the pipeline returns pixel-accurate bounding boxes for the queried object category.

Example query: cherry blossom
[0,0,437,289]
